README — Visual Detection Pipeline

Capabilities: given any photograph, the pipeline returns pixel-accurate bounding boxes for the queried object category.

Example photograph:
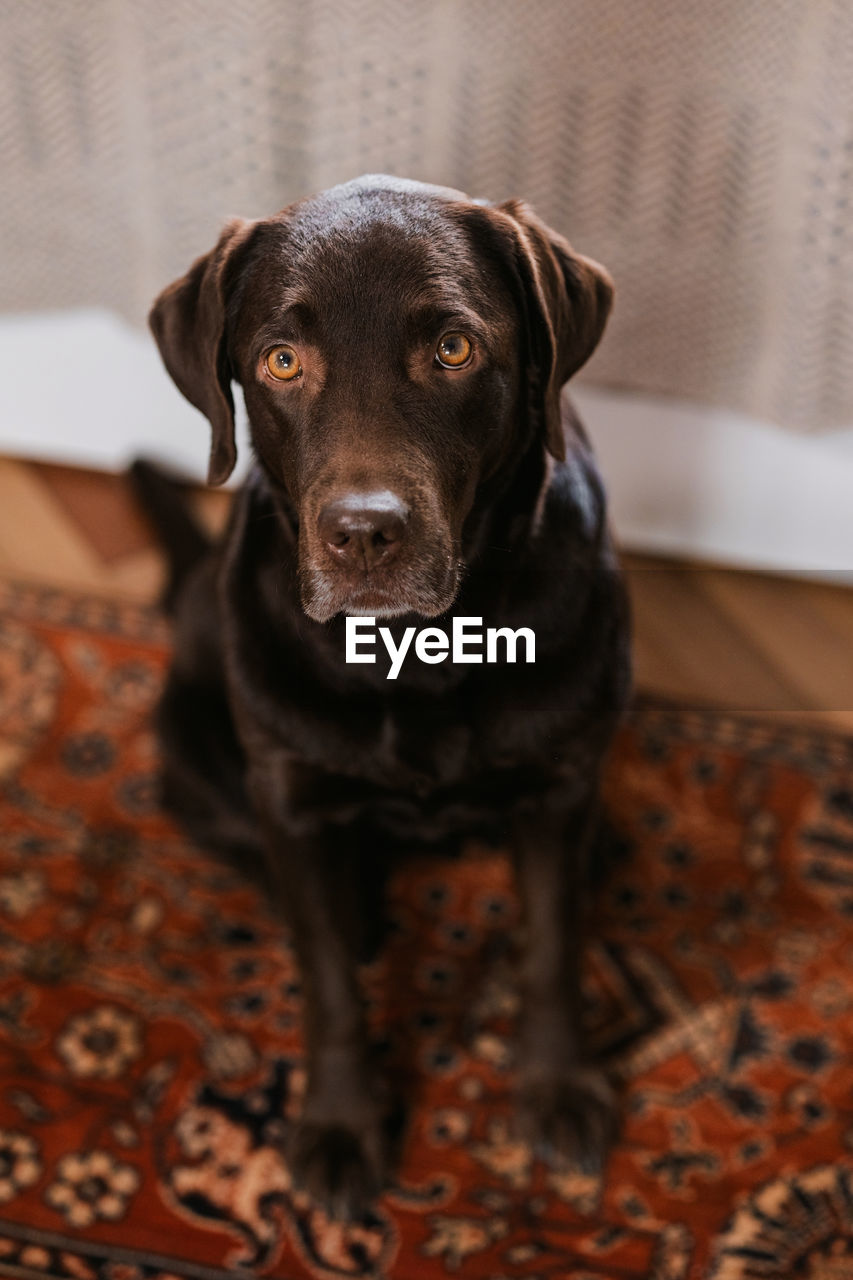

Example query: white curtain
[3,0,852,431]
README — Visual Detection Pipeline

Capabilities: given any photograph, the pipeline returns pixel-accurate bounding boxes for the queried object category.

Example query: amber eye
[436,332,473,368]
[266,345,302,381]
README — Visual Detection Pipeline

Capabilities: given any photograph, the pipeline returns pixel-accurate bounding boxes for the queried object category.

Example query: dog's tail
[129,459,211,616]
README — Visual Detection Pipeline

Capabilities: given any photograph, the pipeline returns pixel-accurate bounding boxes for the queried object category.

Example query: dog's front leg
[512,797,616,1174]
[246,757,387,1219]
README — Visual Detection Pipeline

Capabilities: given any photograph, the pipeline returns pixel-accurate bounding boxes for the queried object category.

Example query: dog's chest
[302,681,504,788]
[374,705,474,790]
[341,699,537,840]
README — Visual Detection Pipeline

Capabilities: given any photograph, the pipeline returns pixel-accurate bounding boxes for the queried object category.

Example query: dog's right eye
[436,332,473,369]
[266,345,302,381]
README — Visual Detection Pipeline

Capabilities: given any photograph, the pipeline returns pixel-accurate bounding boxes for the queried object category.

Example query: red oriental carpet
[0,577,852,1279]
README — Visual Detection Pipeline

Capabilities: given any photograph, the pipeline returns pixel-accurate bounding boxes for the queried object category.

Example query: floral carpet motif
[0,578,852,1279]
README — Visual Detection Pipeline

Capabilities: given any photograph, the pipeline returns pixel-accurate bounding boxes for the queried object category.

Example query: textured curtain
[3,0,852,430]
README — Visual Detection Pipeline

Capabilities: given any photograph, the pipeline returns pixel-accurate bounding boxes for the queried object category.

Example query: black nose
[317,491,409,569]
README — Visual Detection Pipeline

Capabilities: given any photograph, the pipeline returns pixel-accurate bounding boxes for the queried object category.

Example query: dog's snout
[317,491,409,569]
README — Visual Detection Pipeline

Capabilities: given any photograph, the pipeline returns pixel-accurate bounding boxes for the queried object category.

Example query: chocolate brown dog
[138,174,630,1218]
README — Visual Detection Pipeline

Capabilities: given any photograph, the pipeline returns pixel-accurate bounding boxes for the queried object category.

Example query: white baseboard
[0,309,252,481]
[2,308,851,580]
[573,387,853,580]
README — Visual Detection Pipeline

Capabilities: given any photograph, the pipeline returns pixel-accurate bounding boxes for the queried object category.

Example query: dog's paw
[516,1067,617,1175]
[288,1119,387,1221]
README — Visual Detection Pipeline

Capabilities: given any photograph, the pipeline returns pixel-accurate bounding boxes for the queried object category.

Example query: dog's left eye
[436,333,473,368]
[266,345,302,381]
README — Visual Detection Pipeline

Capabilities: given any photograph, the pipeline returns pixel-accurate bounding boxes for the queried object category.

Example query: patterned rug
[1,578,852,1280]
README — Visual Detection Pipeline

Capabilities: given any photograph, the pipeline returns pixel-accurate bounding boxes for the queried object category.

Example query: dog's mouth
[300,556,462,624]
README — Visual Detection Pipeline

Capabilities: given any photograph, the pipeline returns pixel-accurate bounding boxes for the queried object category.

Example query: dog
[136,174,631,1219]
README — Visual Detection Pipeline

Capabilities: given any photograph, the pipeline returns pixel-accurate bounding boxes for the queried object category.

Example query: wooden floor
[1,456,852,731]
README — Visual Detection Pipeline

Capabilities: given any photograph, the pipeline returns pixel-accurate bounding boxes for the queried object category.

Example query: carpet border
[0,1215,252,1280]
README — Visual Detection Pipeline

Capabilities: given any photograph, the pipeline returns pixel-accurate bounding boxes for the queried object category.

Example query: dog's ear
[493,200,613,462]
[149,218,257,486]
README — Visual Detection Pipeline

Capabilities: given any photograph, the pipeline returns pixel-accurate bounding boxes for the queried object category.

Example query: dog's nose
[317,491,409,569]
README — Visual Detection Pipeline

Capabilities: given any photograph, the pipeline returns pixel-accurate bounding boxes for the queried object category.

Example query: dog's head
[150,175,612,622]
